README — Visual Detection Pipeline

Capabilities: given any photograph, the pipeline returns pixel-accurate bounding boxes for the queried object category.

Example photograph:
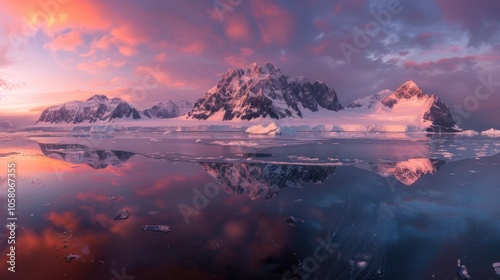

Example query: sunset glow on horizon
[0,0,499,129]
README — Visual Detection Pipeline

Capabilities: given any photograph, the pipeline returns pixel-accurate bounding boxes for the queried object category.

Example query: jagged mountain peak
[246,62,281,76]
[392,80,425,100]
[188,62,343,120]
[87,94,109,102]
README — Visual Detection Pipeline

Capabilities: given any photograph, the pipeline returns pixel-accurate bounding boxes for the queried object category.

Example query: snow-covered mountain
[37,95,141,124]
[143,100,180,118]
[347,81,459,132]
[356,158,446,186]
[38,143,135,169]
[201,162,336,200]
[36,96,191,124]
[347,89,392,109]
[188,62,343,120]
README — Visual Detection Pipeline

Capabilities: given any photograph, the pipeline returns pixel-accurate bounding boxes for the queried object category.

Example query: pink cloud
[77,58,125,71]
[224,15,254,42]
[240,47,254,57]
[251,0,294,45]
[44,30,83,52]
[404,56,477,72]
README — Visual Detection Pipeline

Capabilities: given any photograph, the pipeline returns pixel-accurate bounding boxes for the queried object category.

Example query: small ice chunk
[195,139,202,143]
[65,253,81,262]
[450,173,456,176]
[107,196,120,200]
[147,211,160,216]
[457,259,471,279]
[113,210,131,220]
[142,225,171,233]
[43,202,52,207]
[468,170,478,174]
[294,199,303,203]
[493,262,500,275]
[285,216,306,224]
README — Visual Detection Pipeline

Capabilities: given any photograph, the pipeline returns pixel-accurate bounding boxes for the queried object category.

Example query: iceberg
[457,130,479,136]
[142,225,171,233]
[65,253,81,262]
[482,128,500,136]
[493,262,500,275]
[285,216,306,224]
[113,209,131,220]
[246,122,296,136]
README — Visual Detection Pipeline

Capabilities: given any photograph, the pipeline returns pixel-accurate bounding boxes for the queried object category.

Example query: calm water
[0,132,499,280]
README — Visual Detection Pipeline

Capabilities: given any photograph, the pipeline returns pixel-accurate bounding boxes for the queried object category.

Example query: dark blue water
[0,132,499,280]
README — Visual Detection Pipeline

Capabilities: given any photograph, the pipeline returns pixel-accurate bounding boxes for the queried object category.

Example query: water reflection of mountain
[356,158,446,186]
[38,143,135,169]
[200,162,336,200]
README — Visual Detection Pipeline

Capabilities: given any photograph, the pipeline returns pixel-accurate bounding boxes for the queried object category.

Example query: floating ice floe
[43,202,52,207]
[493,262,500,275]
[457,130,479,136]
[90,125,118,134]
[481,128,500,136]
[147,210,160,216]
[113,210,131,220]
[457,259,471,279]
[107,196,120,200]
[246,122,296,136]
[142,225,171,233]
[65,253,81,263]
[285,216,306,224]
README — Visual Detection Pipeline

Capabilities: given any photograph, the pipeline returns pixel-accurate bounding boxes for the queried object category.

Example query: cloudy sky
[0,0,499,129]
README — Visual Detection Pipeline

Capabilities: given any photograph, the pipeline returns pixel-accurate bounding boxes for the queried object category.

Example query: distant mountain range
[35,62,459,132]
[36,95,192,124]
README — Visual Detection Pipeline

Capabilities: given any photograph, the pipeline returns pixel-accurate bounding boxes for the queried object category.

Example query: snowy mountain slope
[37,95,142,124]
[344,81,459,132]
[143,100,180,118]
[347,89,392,109]
[187,62,343,120]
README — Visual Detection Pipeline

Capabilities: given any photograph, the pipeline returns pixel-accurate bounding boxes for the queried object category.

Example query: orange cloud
[44,30,83,52]
[77,58,126,71]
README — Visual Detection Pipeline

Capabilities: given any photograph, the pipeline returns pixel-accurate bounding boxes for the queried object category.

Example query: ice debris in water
[142,225,171,233]
[113,210,131,220]
[107,196,120,200]
[43,202,52,207]
[456,259,471,279]
[493,262,500,275]
[195,139,202,143]
[147,210,160,216]
[468,170,478,174]
[285,216,306,224]
[65,253,81,263]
